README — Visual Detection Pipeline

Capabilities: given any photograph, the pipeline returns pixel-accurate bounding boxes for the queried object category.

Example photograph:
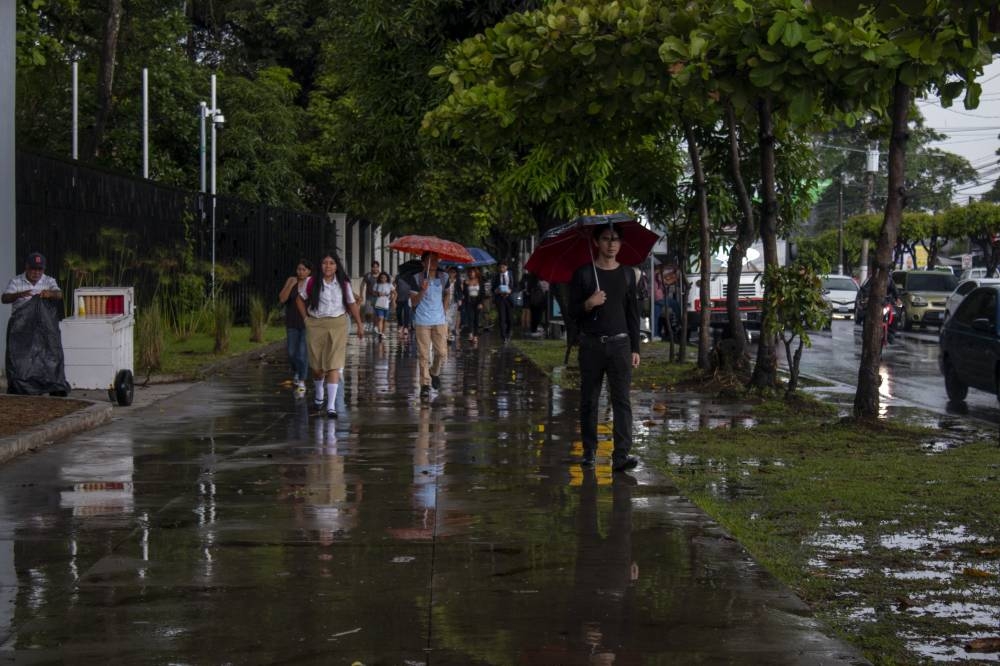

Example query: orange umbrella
[389,235,474,263]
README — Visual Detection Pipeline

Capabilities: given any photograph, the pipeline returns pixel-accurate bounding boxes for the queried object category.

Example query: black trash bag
[5,297,71,396]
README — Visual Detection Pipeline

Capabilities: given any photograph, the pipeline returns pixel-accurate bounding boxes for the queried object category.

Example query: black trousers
[496,296,513,339]
[578,335,633,462]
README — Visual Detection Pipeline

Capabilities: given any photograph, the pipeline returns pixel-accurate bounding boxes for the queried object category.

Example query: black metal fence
[15,150,333,320]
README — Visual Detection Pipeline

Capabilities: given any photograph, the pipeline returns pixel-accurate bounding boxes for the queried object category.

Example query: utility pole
[837,173,845,275]
[859,141,879,283]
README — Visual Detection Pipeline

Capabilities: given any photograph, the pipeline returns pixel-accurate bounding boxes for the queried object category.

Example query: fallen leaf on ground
[966,638,1000,652]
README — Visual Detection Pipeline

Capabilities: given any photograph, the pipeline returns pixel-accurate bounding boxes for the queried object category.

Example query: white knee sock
[314,379,325,401]
[326,382,339,411]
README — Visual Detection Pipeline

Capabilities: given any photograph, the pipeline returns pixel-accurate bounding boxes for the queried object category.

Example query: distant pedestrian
[2,252,70,396]
[569,223,641,473]
[297,251,365,418]
[394,272,413,340]
[524,271,548,336]
[279,258,312,397]
[360,260,381,333]
[446,266,462,343]
[410,252,450,399]
[462,267,485,343]
[491,260,517,342]
[372,271,395,341]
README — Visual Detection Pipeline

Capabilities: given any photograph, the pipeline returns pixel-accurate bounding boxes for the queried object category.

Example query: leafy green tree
[826,2,998,419]
[763,265,829,395]
[306,0,541,238]
[941,202,1000,276]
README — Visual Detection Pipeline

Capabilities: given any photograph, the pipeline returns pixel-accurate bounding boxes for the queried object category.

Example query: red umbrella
[525,213,659,284]
[389,235,474,264]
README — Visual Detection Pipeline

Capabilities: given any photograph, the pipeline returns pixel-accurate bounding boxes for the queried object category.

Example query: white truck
[685,241,785,334]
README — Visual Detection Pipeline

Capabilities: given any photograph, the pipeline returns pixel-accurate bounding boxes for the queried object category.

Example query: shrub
[136,301,165,378]
[249,294,267,343]
[213,297,233,354]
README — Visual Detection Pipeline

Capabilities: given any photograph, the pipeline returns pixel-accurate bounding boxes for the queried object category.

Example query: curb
[0,400,113,465]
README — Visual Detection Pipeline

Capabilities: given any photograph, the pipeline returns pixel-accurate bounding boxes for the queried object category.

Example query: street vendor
[2,252,62,310]
[3,252,70,395]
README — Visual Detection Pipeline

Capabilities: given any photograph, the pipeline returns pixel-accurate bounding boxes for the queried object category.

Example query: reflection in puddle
[880,525,989,551]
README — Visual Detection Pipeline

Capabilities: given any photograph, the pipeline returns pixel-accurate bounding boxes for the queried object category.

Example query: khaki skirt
[305,315,348,372]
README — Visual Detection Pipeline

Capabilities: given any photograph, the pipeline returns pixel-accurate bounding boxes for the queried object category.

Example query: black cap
[25,253,46,270]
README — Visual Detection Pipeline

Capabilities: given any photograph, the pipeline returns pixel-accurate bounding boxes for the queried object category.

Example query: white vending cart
[59,287,136,406]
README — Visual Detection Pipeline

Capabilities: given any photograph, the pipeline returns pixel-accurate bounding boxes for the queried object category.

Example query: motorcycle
[880,297,901,347]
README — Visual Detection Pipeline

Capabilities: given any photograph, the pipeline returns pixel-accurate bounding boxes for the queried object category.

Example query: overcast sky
[918,58,1000,203]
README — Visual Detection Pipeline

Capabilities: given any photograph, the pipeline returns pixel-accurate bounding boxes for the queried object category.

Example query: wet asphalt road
[0,332,867,664]
[798,319,1000,426]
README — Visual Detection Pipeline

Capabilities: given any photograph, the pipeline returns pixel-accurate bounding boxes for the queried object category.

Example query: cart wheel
[114,369,134,406]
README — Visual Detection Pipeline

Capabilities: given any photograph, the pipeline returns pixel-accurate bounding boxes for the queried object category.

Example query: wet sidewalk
[0,332,867,664]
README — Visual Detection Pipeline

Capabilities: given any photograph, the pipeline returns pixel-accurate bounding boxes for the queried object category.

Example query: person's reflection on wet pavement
[569,469,640,665]
[304,419,362,544]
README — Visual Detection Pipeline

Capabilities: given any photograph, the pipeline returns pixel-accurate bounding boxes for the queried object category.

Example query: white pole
[72,60,78,160]
[142,68,148,179]
[1,0,16,377]
[210,74,216,296]
[199,102,206,193]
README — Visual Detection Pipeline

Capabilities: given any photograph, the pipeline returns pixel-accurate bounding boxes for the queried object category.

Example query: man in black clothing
[569,223,641,472]
[491,261,517,341]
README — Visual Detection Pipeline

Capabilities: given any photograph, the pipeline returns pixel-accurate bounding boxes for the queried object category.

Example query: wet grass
[154,326,285,378]
[512,339,699,391]
[647,413,1000,664]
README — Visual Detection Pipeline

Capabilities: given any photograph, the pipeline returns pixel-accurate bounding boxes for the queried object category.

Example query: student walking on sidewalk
[297,251,365,418]
[569,223,641,473]
[279,259,312,397]
[410,251,450,400]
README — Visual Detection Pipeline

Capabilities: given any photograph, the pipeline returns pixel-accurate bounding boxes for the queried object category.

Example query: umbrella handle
[588,241,600,291]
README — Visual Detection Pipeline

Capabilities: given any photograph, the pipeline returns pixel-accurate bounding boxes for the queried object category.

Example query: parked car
[959,266,996,281]
[944,278,1000,321]
[939,285,1000,402]
[819,274,859,320]
[894,269,958,330]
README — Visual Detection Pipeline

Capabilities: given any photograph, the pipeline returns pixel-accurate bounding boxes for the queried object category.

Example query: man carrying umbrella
[568,223,641,472]
[410,251,450,399]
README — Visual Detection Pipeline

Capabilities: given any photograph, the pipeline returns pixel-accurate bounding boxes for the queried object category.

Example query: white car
[944,277,1000,321]
[820,274,860,319]
[958,267,996,281]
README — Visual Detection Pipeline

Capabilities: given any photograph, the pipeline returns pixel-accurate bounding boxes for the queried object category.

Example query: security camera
[213,113,225,125]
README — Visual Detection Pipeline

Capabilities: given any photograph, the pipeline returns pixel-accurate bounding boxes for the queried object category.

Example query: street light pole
[201,75,224,298]
[837,172,846,275]
[859,141,879,284]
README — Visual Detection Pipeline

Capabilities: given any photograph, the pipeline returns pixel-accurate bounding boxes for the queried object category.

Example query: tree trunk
[89,0,124,159]
[854,78,911,418]
[685,124,712,370]
[749,96,781,390]
[723,100,754,367]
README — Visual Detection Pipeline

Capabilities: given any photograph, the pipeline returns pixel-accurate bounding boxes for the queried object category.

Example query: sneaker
[430,374,441,390]
[612,455,639,472]
[420,385,431,399]
[294,384,306,398]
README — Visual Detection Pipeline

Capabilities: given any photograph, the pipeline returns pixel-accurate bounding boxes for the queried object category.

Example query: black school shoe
[431,374,441,390]
[327,409,338,419]
[612,455,639,472]
[420,385,431,399]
